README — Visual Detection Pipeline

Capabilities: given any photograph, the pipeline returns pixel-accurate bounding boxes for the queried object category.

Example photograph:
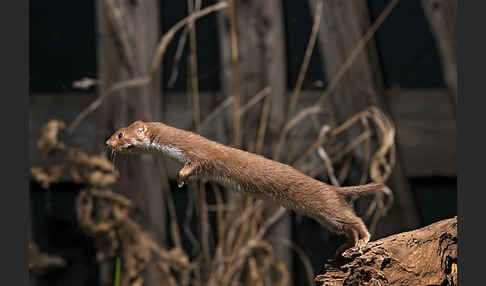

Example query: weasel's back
[209,144,339,212]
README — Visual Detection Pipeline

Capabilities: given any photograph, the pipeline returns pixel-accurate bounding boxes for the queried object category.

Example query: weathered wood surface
[422,0,457,104]
[316,217,457,286]
[217,0,288,147]
[217,0,293,281]
[96,1,165,286]
[387,88,456,177]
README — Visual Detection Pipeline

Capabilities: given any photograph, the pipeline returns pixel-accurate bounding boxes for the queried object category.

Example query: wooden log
[316,217,457,286]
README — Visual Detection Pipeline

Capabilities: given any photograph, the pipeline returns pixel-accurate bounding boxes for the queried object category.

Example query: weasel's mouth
[111,145,135,152]
[122,145,137,153]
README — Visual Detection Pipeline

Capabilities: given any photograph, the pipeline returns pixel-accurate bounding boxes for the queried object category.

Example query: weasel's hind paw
[355,239,368,251]
[344,239,369,257]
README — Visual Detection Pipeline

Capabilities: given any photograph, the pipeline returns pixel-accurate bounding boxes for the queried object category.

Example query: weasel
[106,120,392,256]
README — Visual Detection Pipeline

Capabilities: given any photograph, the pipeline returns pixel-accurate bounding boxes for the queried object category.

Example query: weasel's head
[106,121,150,154]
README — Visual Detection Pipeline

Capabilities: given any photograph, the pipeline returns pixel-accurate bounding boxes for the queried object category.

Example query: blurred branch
[29,241,66,276]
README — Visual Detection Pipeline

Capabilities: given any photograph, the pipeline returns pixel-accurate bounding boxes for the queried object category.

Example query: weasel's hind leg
[353,218,371,249]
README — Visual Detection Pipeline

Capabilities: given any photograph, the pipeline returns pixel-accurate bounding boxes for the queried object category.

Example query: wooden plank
[29,93,98,166]
[388,88,456,177]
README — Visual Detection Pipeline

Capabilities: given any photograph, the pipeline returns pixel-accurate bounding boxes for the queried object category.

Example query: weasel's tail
[336,182,394,215]
[336,183,387,196]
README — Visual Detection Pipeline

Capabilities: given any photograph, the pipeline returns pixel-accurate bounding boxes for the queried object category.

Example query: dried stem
[66,77,150,134]
[287,0,323,117]
[151,1,228,79]
[256,89,272,154]
[228,0,241,147]
[273,105,322,161]
[279,239,315,286]
[200,87,271,132]
[316,126,340,186]
[316,0,400,106]
[157,158,182,248]
[187,0,201,133]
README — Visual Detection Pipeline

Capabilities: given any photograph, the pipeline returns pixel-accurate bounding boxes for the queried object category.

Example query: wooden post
[422,0,457,105]
[308,0,421,238]
[97,1,165,286]
[217,0,292,282]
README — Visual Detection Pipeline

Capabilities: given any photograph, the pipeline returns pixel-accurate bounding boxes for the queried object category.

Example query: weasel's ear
[136,124,147,139]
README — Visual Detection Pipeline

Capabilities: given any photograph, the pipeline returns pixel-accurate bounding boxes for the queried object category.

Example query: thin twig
[187,0,201,133]
[287,0,323,117]
[237,87,271,117]
[157,158,182,248]
[316,0,400,106]
[66,77,150,134]
[228,0,241,147]
[256,89,272,154]
[273,105,322,161]
[200,97,234,131]
[200,87,271,132]
[151,2,229,79]
[167,0,202,88]
[279,239,315,286]
[316,126,339,186]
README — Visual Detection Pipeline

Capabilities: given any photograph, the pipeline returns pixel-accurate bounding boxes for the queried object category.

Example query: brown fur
[106,121,391,256]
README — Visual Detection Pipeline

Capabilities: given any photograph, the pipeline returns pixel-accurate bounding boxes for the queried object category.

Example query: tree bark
[308,0,421,238]
[97,1,165,286]
[315,217,457,286]
[422,0,457,106]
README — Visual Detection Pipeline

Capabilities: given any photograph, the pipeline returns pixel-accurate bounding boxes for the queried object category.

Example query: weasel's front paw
[177,163,199,188]
[176,173,186,188]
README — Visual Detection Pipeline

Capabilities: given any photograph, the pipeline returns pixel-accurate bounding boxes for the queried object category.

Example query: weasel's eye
[118,133,123,139]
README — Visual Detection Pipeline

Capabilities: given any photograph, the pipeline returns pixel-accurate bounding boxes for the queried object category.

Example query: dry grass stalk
[316,0,400,106]
[227,0,241,148]
[273,105,323,161]
[67,76,150,134]
[187,0,201,133]
[151,2,228,80]
[68,2,227,135]
[287,0,323,117]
